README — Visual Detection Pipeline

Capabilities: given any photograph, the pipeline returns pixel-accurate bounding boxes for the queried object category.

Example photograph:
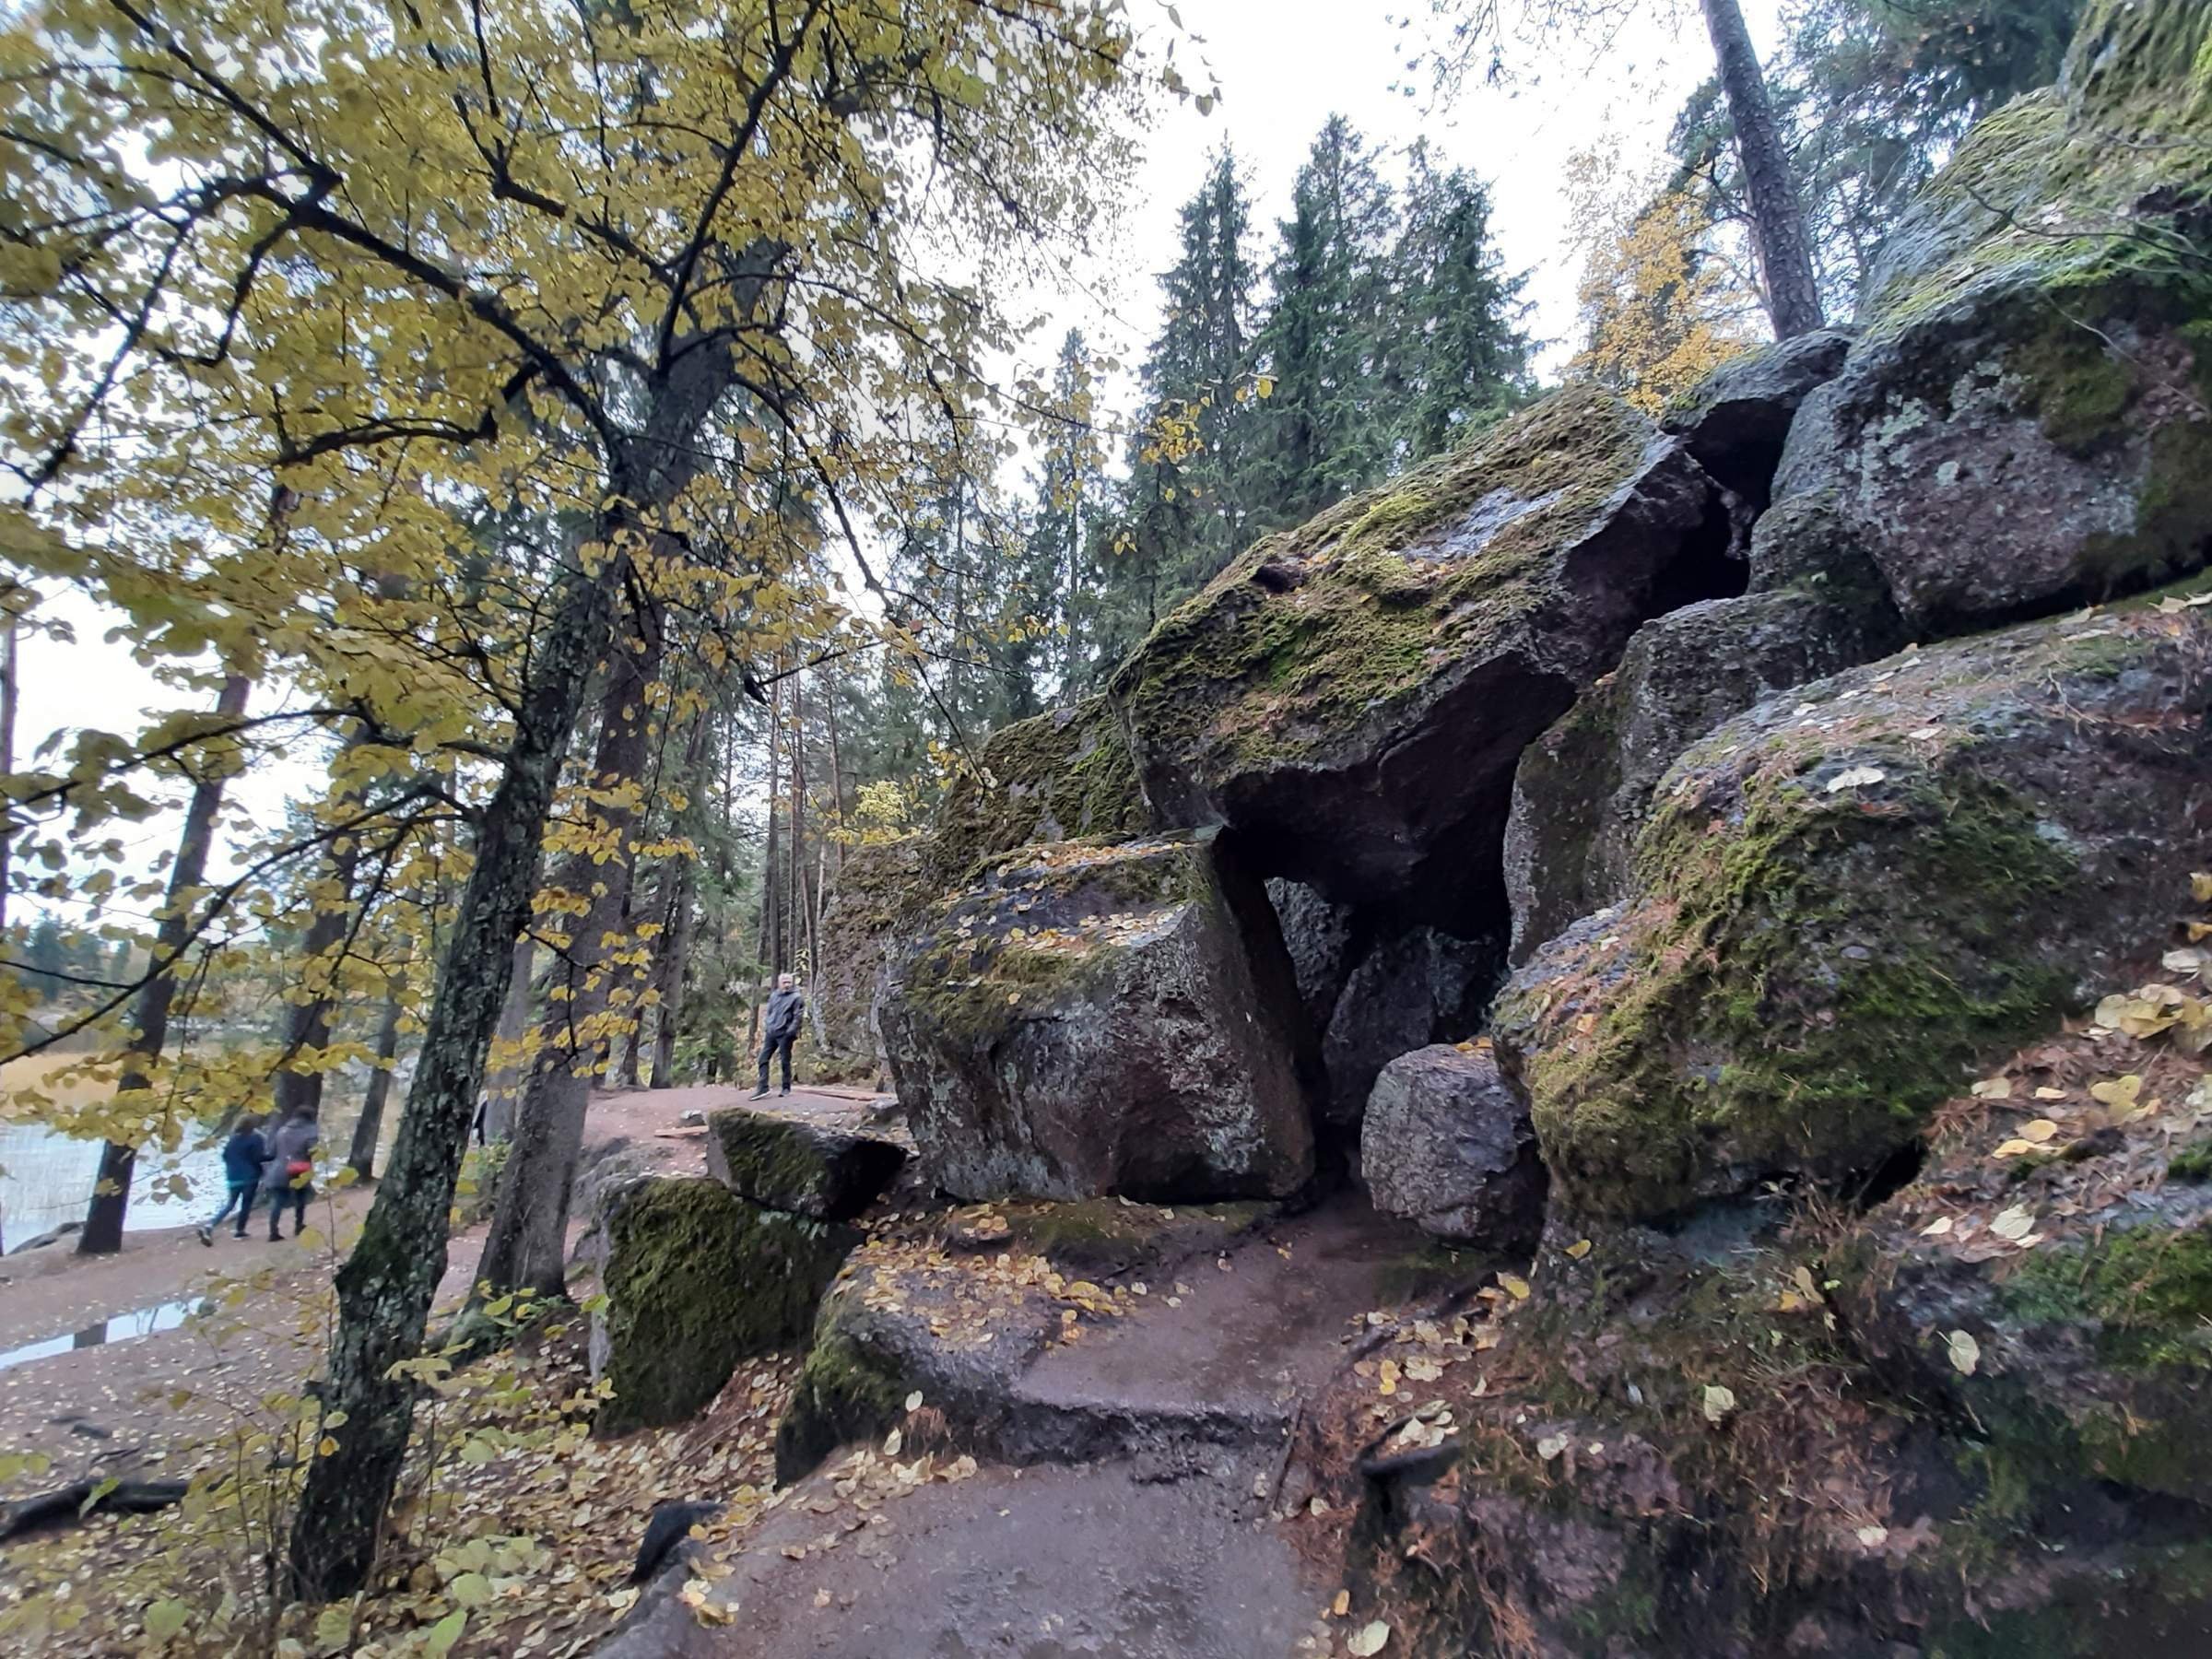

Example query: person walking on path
[263,1104,320,1241]
[198,1113,268,1243]
[752,973,806,1099]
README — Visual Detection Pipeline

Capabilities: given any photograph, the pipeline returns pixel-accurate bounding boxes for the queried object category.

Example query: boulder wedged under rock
[1503,585,1906,963]
[1265,876,1357,1035]
[588,1175,855,1435]
[1493,597,2212,1222]
[1360,1043,1546,1249]
[879,830,1317,1203]
[1107,382,1741,930]
[703,1100,907,1222]
[1322,927,1499,1126]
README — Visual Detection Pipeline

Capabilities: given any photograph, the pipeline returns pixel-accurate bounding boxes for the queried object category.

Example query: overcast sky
[17,0,1786,889]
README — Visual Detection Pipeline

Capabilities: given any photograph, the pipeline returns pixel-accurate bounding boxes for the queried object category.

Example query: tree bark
[759,673,782,982]
[79,675,251,1255]
[347,973,406,1181]
[285,554,617,1599]
[472,591,666,1302]
[1700,0,1826,338]
[274,724,371,1123]
[481,934,536,1141]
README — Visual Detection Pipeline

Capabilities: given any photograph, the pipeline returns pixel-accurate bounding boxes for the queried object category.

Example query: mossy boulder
[924,696,1146,892]
[879,830,1317,1202]
[588,1175,855,1434]
[704,1101,907,1222]
[811,834,931,1083]
[1502,585,1906,964]
[1760,6,2212,635]
[1492,601,2212,1221]
[1106,383,1736,929]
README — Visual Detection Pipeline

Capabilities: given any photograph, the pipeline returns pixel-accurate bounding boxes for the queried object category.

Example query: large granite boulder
[1360,1044,1546,1249]
[1322,926,1499,1126]
[1503,585,1905,962]
[1758,6,2212,634]
[588,1175,855,1434]
[705,1100,908,1222]
[1661,327,1854,505]
[879,830,1316,1202]
[810,833,931,1083]
[1492,597,2212,1221]
[925,696,1147,891]
[1107,384,1738,931]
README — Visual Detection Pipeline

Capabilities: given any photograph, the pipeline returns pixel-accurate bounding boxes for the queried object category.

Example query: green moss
[928,698,1146,888]
[895,834,1217,1044]
[2011,304,2138,453]
[772,1322,910,1485]
[1107,383,1654,777]
[1512,755,2077,1218]
[2167,1137,2212,1181]
[595,1179,855,1436]
[1998,1221,2212,1369]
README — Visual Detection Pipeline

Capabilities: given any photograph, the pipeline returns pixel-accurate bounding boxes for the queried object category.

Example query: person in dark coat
[198,1113,268,1243]
[752,973,805,1099]
[264,1105,320,1241]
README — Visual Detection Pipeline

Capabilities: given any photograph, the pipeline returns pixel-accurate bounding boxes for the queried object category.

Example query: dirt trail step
[597,1194,1459,1657]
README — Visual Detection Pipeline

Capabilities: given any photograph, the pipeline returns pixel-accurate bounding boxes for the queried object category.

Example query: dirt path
[0,1083,862,1497]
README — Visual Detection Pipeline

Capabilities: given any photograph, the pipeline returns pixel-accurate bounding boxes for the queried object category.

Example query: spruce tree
[1387,142,1535,463]
[1252,115,1396,532]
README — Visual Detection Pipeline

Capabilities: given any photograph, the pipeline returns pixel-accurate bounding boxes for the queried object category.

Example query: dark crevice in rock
[1644,484,1752,618]
[1850,1136,1926,1211]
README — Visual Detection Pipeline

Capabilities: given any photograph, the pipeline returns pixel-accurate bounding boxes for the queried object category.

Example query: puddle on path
[0,1297,213,1373]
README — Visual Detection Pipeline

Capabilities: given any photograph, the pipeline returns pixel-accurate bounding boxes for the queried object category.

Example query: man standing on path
[752,973,806,1099]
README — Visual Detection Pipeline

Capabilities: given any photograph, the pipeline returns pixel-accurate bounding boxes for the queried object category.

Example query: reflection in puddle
[0,1297,212,1372]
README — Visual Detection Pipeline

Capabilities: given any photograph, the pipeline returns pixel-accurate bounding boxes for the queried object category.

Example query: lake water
[0,1295,215,1371]
[0,1123,225,1252]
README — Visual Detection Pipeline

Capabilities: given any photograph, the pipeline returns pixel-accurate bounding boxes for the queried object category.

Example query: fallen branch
[1,1477,189,1540]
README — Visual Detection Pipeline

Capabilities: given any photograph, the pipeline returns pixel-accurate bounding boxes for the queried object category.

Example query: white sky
[18,0,1786,880]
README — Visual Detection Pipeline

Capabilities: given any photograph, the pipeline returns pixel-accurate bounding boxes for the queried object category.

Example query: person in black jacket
[752,973,805,1099]
[198,1114,268,1243]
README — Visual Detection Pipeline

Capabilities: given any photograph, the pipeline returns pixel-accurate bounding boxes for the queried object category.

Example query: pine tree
[1252,116,1397,531]
[1387,143,1535,463]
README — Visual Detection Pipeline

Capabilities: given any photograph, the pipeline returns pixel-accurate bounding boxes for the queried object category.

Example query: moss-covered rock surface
[879,830,1317,1202]
[810,833,931,1083]
[1493,599,2212,1221]
[704,1100,908,1222]
[1759,4,2212,635]
[1503,583,1905,964]
[924,696,1147,892]
[589,1175,856,1435]
[1105,382,1735,926]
